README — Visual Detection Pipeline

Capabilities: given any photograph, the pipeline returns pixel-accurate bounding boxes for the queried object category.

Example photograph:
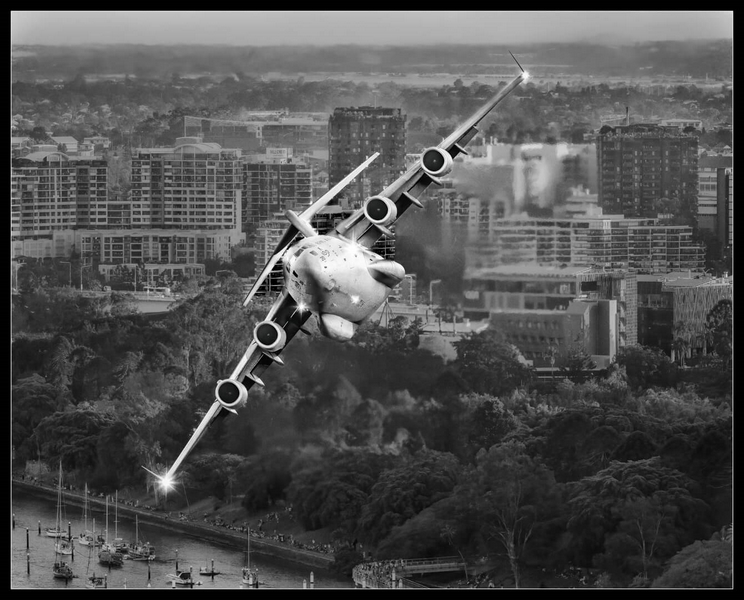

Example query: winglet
[509,51,528,80]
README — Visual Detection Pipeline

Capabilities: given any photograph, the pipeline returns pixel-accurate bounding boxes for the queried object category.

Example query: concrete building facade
[597,124,698,224]
[637,272,733,357]
[243,162,313,235]
[328,106,407,205]
[461,215,705,274]
[12,152,108,245]
[129,139,242,249]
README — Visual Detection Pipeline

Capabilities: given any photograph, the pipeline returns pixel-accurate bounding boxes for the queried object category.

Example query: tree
[12,374,61,463]
[651,539,732,588]
[615,345,677,391]
[450,330,533,397]
[356,450,461,545]
[671,321,693,367]
[598,495,679,581]
[465,441,561,588]
[705,300,731,366]
[567,457,712,576]
[560,342,597,382]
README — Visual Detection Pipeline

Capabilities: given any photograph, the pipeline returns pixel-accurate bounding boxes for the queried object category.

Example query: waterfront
[11,486,353,589]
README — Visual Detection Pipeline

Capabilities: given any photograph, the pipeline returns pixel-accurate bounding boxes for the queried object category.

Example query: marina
[11,485,353,589]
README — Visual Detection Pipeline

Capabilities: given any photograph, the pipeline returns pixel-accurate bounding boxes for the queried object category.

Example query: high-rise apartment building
[597,124,698,223]
[129,138,243,247]
[328,107,407,205]
[243,162,313,235]
[12,151,108,245]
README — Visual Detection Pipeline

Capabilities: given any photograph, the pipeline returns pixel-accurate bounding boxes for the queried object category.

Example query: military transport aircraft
[145,56,528,489]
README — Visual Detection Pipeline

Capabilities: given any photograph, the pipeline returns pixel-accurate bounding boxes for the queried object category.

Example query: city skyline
[11,11,733,47]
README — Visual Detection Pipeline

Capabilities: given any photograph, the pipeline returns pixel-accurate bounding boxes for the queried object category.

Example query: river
[11,486,353,590]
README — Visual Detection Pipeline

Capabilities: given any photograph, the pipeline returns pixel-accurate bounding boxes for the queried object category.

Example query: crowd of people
[353,559,408,588]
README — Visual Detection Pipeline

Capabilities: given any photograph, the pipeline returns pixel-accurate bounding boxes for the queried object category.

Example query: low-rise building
[637,272,733,357]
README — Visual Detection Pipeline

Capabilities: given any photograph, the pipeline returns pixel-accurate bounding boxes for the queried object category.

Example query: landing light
[297,302,307,312]
[523,71,530,81]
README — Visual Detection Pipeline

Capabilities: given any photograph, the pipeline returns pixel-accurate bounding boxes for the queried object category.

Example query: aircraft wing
[150,289,312,486]
[333,65,527,249]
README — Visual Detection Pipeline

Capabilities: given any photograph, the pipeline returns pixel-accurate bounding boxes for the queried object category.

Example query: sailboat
[77,484,101,547]
[241,530,259,588]
[85,534,108,588]
[51,461,74,581]
[127,514,156,561]
[98,495,123,568]
[110,490,129,555]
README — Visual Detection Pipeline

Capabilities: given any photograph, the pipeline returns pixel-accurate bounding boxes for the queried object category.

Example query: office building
[597,124,698,223]
[463,264,635,365]
[637,272,733,357]
[462,215,705,274]
[328,106,407,205]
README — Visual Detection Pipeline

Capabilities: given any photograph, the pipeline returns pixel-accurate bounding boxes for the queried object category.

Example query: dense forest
[11,273,732,588]
[11,40,733,81]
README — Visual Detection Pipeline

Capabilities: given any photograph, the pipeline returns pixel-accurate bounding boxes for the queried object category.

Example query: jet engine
[253,320,287,352]
[421,147,453,178]
[215,378,249,409]
[364,195,397,227]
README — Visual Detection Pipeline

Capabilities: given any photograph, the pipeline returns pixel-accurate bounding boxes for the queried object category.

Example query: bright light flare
[350,294,361,305]
[297,302,307,312]
[523,71,530,82]
[143,466,176,491]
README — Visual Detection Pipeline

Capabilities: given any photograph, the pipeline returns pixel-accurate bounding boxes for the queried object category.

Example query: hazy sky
[11,11,733,46]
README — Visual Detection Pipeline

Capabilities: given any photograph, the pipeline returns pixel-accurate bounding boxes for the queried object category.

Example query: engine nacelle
[253,320,287,352]
[421,147,453,178]
[215,379,249,409]
[364,195,397,227]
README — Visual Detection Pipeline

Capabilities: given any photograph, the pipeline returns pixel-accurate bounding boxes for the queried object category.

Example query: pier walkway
[352,557,466,588]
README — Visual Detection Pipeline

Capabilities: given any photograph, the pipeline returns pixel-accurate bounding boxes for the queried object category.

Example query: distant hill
[11,40,732,82]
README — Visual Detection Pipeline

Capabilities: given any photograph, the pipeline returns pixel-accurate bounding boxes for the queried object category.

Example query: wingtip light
[143,466,176,491]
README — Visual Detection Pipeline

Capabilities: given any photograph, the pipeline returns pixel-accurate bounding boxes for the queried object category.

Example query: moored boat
[53,560,74,580]
[98,495,123,567]
[166,570,202,587]
[125,515,155,561]
[241,530,259,588]
[85,573,107,589]
[51,461,74,581]
[54,537,74,556]
[77,484,102,548]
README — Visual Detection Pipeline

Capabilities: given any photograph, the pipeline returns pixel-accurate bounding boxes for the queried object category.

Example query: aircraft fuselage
[283,235,403,325]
